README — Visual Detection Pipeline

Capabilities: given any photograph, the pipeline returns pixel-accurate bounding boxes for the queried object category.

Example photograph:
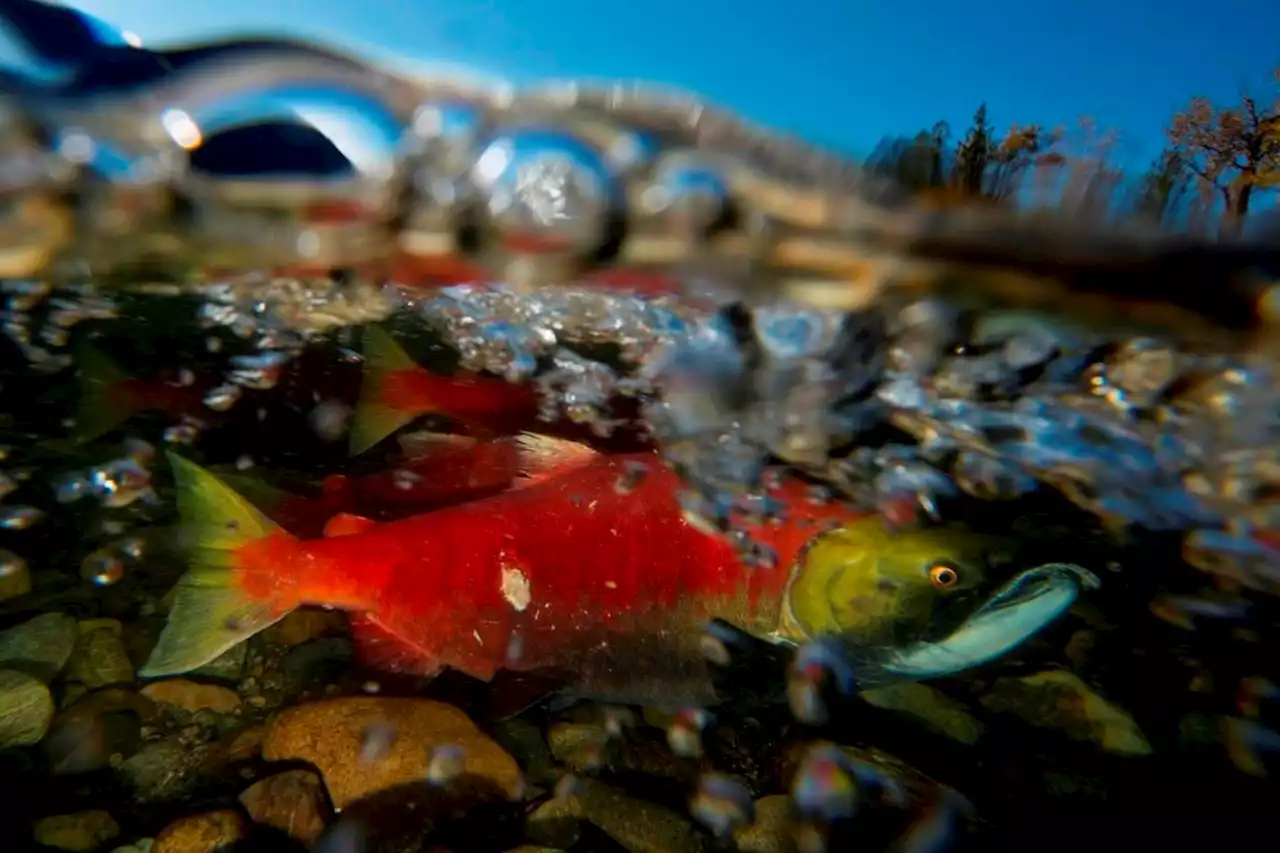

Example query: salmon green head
[780,515,1010,648]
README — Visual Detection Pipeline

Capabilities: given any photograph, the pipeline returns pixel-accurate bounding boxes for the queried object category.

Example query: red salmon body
[378,369,541,429]
[144,447,861,707]
[290,455,849,689]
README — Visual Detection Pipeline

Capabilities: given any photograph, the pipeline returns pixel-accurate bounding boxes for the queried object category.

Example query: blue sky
[70,0,1280,171]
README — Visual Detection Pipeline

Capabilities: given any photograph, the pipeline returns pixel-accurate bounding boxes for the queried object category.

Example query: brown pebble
[262,697,523,808]
[77,619,124,637]
[733,795,797,853]
[199,725,267,777]
[153,809,246,853]
[32,809,120,852]
[559,777,703,853]
[265,609,346,646]
[240,769,331,843]
[141,680,242,713]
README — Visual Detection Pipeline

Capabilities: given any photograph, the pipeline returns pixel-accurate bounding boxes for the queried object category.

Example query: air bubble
[359,721,397,762]
[426,744,467,785]
[81,549,124,586]
[666,707,712,758]
[690,773,755,837]
[0,506,44,530]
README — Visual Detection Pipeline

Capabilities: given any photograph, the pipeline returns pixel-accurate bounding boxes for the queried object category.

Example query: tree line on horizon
[866,70,1280,239]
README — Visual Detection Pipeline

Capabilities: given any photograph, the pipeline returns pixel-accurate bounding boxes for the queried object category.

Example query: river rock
[32,810,120,852]
[525,797,583,849]
[492,716,559,788]
[733,796,796,853]
[44,688,150,775]
[66,621,135,688]
[0,612,77,681]
[553,778,705,853]
[265,609,346,646]
[119,737,216,803]
[0,668,54,746]
[0,548,30,601]
[860,683,984,744]
[239,769,331,843]
[152,810,245,853]
[261,696,523,808]
[980,669,1152,756]
[140,680,241,714]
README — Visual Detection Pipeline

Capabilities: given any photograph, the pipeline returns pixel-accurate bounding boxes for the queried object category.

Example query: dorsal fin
[323,513,378,538]
[512,432,598,485]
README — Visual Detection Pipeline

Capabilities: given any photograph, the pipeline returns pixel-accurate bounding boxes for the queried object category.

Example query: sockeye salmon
[142,437,1092,707]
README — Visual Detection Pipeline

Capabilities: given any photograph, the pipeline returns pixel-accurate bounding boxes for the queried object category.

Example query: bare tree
[1167,74,1280,237]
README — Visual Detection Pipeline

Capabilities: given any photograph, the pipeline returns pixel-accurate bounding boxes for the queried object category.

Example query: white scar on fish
[501,565,532,612]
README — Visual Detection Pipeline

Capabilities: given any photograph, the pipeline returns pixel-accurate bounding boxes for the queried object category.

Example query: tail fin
[139,452,301,678]
[349,325,423,457]
[73,342,136,443]
[204,465,293,517]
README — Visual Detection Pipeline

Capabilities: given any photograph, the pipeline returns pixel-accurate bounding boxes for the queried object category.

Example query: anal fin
[349,613,442,676]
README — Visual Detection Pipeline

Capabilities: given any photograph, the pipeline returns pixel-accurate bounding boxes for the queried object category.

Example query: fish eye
[928,561,960,589]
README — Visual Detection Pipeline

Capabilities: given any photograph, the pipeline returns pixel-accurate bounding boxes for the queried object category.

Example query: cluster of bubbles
[51,438,158,509]
[398,277,1280,591]
[0,279,119,372]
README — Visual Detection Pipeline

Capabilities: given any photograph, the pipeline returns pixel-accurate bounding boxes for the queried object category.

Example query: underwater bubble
[163,420,202,445]
[0,471,17,501]
[0,548,27,578]
[602,706,637,738]
[116,537,146,561]
[698,632,732,667]
[788,640,859,726]
[787,667,829,726]
[952,451,1038,501]
[741,539,778,570]
[1222,716,1280,777]
[0,548,30,600]
[1150,594,1251,631]
[1003,330,1059,371]
[90,459,154,509]
[613,460,649,495]
[1237,677,1280,718]
[122,438,156,465]
[887,784,974,853]
[554,773,589,800]
[359,721,398,763]
[204,383,243,412]
[667,707,712,759]
[0,506,44,530]
[426,744,467,786]
[310,400,351,442]
[391,469,422,491]
[690,773,755,838]
[792,745,859,821]
[228,350,291,390]
[313,819,368,853]
[81,549,124,586]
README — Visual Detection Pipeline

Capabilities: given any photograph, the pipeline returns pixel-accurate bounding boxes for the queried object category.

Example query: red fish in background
[72,342,217,444]
[348,325,544,456]
[347,324,654,457]
[237,433,596,537]
[139,438,873,707]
